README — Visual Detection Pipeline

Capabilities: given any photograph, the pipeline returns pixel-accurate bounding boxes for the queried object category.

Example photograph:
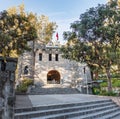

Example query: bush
[112,79,120,87]
[16,85,28,93]
[92,88,100,95]
[100,82,107,87]
[22,78,34,86]
[92,88,117,96]
[99,90,117,96]
[16,78,33,93]
[100,78,120,87]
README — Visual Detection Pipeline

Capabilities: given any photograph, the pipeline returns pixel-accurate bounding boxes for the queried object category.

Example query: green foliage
[0,10,37,57]
[100,78,120,87]
[0,4,57,58]
[93,88,117,96]
[22,78,34,86]
[99,90,117,96]
[100,82,107,87]
[62,2,120,69]
[112,79,120,87]
[99,73,120,79]
[16,84,28,93]
[92,88,100,95]
[99,72,120,88]
[16,78,33,93]
[61,0,120,92]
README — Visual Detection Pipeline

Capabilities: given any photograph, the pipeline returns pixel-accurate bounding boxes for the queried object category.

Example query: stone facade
[17,40,92,87]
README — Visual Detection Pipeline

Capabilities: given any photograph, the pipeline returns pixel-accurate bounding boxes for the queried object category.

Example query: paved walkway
[15,95,32,108]
[28,94,110,106]
[15,94,120,108]
[15,94,112,108]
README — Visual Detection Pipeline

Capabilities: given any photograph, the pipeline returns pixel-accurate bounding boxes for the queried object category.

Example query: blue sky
[0,0,107,43]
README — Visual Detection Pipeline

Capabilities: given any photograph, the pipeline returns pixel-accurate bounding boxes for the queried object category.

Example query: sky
[0,0,107,44]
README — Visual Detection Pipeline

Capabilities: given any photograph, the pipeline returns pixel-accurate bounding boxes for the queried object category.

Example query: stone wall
[0,57,17,119]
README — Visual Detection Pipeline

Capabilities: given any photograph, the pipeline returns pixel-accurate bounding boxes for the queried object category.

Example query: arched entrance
[47,70,60,84]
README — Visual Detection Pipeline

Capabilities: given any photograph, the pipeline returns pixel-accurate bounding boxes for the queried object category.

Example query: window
[24,66,28,75]
[55,54,59,61]
[49,54,52,61]
[39,53,42,61]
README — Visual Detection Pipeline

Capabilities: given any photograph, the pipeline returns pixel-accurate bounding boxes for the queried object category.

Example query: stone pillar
[0,57,17,119]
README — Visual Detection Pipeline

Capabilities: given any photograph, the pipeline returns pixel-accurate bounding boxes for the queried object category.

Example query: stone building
[17,40,92,88]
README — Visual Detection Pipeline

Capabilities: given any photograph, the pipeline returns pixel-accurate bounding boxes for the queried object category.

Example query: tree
[28,14,57,79]
[0,10,37,58]
[61,0,120,92]
[0,6,38,119]
[7,4,57,79]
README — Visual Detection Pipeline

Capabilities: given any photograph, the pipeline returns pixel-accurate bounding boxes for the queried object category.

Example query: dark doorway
[47,70,60,84]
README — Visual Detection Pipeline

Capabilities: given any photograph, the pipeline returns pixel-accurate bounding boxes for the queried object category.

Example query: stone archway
[47,70,60,84]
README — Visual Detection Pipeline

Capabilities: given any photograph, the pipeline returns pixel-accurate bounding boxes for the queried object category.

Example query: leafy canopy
[61,1,120,70]
[0,8,37,57]
[0,4,57,58]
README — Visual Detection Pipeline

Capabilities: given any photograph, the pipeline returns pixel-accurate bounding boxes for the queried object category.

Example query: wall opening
[47,70,60,84]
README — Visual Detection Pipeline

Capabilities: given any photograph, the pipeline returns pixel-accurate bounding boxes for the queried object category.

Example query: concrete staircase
[29,84,80,95]
[14,99,120,119]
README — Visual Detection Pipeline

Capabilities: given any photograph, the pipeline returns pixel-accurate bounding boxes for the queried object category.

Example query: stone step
[15,100,113,113]
[96,110,120,119]
[15,104,117,119]
[29,86,80,95]
[15,99,119,119]
[69,107,120,119]
[112,114,120,119]
[31,107,120,119]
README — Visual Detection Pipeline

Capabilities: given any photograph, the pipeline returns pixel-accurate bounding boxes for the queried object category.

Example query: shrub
[99,90,117,96]
[22,78,34,86]
[92,88,117,96]
[16,85,28,93]
[100,82,107,87]
[112,79,120,87]
[92,88,100,95]
[100,78,120,87]
[16,78,33,93]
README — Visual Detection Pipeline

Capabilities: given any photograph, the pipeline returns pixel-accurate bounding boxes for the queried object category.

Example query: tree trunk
[106,67,112,92]
[94,71,99,80]
[118,63,120,74]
